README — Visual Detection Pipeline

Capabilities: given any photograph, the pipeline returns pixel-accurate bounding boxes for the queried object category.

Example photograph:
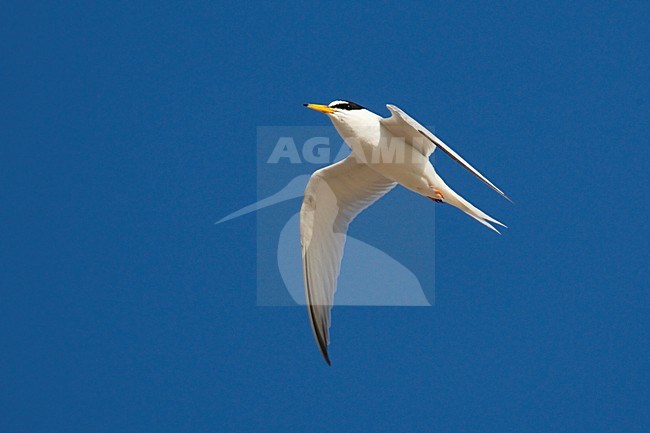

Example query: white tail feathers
[438,186,507,234]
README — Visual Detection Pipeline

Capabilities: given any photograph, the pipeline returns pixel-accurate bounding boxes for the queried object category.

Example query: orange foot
[428,188,444,203]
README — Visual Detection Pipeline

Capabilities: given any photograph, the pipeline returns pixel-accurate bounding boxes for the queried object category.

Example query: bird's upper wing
[300,155,396,364]
[380,104,511,202]
[380,104,438,157]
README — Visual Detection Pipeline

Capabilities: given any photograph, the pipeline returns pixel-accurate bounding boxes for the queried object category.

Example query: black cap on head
[328,100,365,110]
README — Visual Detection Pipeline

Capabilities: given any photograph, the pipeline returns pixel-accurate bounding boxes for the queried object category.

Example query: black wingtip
[303,103,308,107]
[314,328,331,365]
[499,192,514,204]
[322,350,331,366]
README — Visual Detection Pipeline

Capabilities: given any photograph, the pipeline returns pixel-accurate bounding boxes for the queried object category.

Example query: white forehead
[328,100,349,107]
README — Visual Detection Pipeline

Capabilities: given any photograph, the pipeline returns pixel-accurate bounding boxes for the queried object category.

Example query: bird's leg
[428,188,444,203]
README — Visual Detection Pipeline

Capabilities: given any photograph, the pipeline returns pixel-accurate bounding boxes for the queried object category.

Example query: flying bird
[302,100,511,364]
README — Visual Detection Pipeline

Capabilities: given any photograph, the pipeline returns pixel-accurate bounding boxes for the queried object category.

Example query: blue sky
[2,1,648,432]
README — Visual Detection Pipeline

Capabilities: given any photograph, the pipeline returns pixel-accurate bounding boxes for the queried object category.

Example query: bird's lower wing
[300,156,396,364]
[382,104,511,202]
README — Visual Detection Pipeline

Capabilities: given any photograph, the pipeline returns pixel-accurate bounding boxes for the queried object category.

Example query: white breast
[330,111,435,196]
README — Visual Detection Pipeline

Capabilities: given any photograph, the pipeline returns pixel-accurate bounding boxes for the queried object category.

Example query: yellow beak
[304,103,335,114]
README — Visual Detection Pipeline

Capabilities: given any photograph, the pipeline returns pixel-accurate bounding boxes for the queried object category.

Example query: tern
[302,100,510,364]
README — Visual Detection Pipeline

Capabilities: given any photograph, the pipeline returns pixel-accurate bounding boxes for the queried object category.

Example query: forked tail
[436,185,507,234]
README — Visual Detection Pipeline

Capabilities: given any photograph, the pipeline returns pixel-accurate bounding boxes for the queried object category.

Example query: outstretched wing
[300,155,396,364]
[381,104,511,202]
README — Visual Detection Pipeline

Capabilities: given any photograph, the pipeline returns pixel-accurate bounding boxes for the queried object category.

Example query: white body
[330,108,439,197]
[301,101,509,364]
